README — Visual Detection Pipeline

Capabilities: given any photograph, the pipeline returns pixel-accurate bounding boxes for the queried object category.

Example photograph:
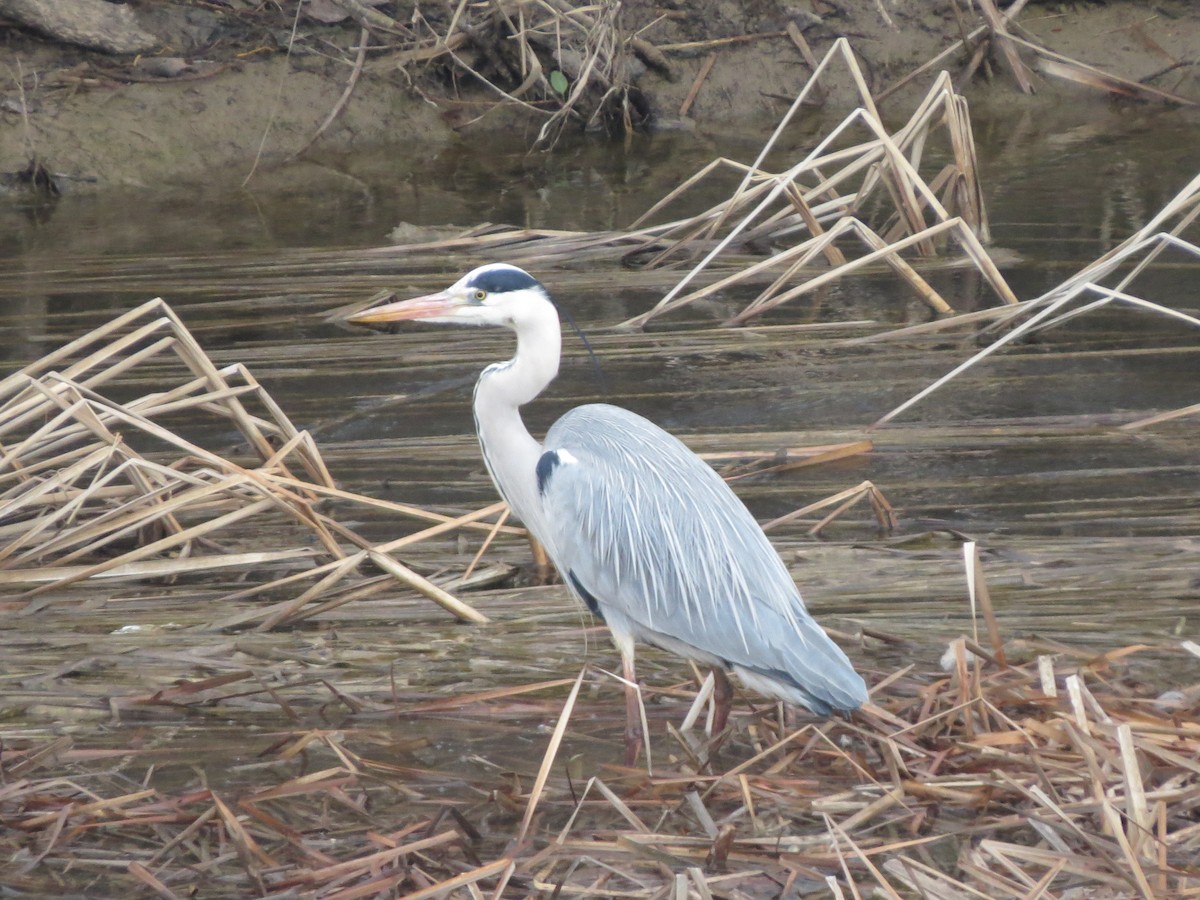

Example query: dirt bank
[0,0,1197,193]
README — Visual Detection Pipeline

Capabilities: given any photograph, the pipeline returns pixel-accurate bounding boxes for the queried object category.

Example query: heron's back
[539,403,866,714]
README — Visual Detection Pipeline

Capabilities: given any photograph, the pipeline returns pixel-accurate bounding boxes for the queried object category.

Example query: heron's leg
[711,667,734,735]
[622,654,643,766]
[528,535,554,584]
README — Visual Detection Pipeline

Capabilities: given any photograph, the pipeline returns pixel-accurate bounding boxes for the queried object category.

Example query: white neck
[472,299,562,550]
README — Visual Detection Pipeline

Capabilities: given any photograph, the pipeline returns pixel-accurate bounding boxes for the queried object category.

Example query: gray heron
[349,263,868,760]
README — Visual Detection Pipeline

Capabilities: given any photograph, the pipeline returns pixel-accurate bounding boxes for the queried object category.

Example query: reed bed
[0,298,503,625]
[3,547,1197,897]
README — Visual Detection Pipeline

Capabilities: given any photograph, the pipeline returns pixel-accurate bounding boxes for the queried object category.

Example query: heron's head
[347,263,551,330]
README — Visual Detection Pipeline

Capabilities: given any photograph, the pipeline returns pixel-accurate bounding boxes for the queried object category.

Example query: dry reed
[0,298,504,625]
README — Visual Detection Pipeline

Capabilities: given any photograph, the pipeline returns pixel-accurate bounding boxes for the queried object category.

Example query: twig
[289,26,371,160]
[243,0,304,186]
[678,53,715,117]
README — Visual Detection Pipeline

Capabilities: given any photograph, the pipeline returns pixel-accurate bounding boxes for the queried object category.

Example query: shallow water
[2,103,1199,874]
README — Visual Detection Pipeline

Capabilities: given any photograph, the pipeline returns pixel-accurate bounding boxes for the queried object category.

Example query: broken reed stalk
[0,298,492,624]
[871,199,1200,428]
[761,480,895,535]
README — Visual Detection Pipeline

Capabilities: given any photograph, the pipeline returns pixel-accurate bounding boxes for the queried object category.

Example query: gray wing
[538,403,866,714]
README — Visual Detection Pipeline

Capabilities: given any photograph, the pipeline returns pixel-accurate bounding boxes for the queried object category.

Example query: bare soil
[1,0,1198,193]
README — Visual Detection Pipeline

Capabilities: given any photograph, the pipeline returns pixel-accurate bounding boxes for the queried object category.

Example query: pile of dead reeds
[3,548,1197,896]
[0,298,500,626]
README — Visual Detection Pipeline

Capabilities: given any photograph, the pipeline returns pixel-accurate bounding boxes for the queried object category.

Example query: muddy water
[2,108,1198,790]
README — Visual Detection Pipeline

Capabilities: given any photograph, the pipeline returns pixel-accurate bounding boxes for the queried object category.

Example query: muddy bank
[0,0,1197,193]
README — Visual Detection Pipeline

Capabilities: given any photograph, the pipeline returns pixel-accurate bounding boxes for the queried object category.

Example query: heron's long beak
[346,290,463,324]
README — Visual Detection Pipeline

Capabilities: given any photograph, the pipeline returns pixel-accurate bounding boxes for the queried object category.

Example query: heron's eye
[472,289,487,302]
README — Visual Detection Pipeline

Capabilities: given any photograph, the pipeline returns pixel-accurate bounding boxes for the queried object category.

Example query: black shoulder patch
[535,450,560,496]
[568,571,605,622]
[470,265,541,295]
